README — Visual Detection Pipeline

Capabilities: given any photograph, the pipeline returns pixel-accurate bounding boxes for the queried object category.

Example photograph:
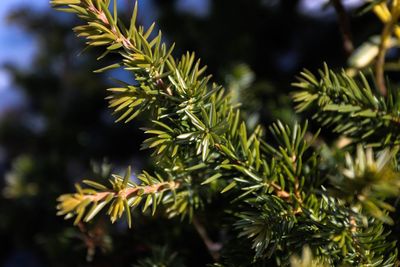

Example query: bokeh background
[0,0,380,266]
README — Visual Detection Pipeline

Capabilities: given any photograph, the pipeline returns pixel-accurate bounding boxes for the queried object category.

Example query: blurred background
[0,0,381,266]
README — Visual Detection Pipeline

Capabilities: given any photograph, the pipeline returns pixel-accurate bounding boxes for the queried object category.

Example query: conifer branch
[57,167,179,227]
[50,1,400,265]
[51,0,309,221]
[331,0,354,56]
[375,1,400,96]
[293,64,400,147]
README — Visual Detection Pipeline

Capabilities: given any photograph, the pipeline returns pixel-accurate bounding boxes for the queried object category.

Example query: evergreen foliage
[47,0,400,265]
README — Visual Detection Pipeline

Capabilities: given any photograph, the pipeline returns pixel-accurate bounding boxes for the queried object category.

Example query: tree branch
[192,216,222,262]
[331,0,354,56]
[375,6,400,96]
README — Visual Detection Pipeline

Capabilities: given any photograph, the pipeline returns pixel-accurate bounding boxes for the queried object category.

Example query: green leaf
[94,63,121,73]
[185,110,206,131]
[353,109,377,117]
[82,180,108,191]
[123,166,131,187]
[84,195,113,222]
[202,135,210,161]
[201,173,222,185]
[123,199,132,228]
[221,181,237,193]
[142,195,152,213]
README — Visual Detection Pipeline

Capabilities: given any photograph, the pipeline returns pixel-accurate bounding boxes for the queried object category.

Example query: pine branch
[57,167,179,227]
[50,1,400,265]
[51,0,311,222]
[292,64,400,148]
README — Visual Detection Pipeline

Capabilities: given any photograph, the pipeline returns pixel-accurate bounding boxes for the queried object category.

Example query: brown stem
[125,181,179,196]
[76,221,108,262]
[348,215,364,262]
[375,7,400,96]
[269,182,291,199]
[89,3,174,97]
[76,222,97,261]
[376,32,389,96]
[331,0,354,56]
[192,216,222,262]
[82,181,180,203]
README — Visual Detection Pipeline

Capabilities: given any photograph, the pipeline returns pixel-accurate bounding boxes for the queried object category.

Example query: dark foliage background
[0,0,382,266]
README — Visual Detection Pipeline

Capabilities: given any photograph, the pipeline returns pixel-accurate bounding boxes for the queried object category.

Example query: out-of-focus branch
[331,0,354,56]
[375,4,400,96]
[192,216,222,262]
